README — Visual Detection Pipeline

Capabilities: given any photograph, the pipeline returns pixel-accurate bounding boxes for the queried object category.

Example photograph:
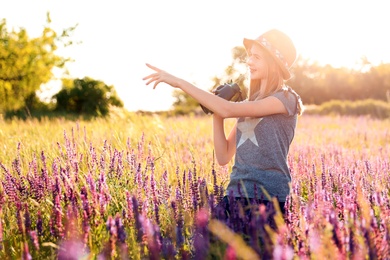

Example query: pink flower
[224,245,236,260]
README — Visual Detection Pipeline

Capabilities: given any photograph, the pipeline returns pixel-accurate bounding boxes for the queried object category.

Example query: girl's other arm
[213,114,236,166]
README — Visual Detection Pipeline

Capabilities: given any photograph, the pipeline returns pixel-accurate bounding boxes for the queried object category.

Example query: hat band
[259,36,289,70]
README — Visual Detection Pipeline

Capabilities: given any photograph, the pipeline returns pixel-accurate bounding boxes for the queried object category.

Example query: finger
[153,81,160,89]
[145,63,161,72]
[142,73,159,81]
[144,78,156,85]
[142,75,152,81]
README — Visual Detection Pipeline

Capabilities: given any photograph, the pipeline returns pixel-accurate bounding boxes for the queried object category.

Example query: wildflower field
[0,113,389,259]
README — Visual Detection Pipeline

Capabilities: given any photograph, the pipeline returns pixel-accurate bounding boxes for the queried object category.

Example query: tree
[0,13,76,113]
[54,77,123,117]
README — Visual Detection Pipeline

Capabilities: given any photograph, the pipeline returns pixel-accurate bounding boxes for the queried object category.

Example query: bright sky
[1,0,390,111]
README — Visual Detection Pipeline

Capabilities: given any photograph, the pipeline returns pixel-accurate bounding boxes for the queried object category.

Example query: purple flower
[162,170,170,202]
[36,210,43,236]
[3,173,18,203]
[53,194,64,238]
[80,187,91,217]
[24,203,31,232]
[176,167,181,191]
[132,196,143,242]
[82,210,90,244]
[161,237,175,259]
[126,191,134,220]
[115,214,127,244]
[29,230,39,250]
[15,201,23,234]
[57,238,88,260]
[193,208,210,259]
[116,151,124,178]
[182,170,186,195]
[22,242,32,260]
[140,215,161,260]
[106,216,117,257]
[176,203,184,249]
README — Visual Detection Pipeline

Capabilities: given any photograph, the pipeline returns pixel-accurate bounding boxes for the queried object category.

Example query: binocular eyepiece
[200,82,246,115]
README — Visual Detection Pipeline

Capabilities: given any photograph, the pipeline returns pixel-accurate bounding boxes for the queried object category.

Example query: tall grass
[0,113,389,259]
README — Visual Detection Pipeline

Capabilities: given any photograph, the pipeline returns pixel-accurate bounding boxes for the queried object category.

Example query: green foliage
[0,13,76,113]
[54,77,123,117]
[305,99,390,119]
[3,93,55,120]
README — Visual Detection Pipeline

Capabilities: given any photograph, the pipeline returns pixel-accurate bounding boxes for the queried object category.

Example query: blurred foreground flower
[208,219,260,260]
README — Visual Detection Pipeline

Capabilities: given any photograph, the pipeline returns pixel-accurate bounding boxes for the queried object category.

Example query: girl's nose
[246,56,253,66]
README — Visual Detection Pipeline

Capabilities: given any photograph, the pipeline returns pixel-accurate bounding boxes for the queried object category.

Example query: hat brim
[243,38,291,80]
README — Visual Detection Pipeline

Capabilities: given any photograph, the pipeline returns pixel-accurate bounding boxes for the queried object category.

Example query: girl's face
[246,44,269,80]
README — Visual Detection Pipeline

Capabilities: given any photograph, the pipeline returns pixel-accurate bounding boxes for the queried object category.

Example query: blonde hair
[247,50,304,116]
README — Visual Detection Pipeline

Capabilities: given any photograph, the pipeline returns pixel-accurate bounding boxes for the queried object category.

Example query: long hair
[247,50,304,115]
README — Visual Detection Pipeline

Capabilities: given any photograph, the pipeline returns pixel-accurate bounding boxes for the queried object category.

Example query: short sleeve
[272,90,297,116]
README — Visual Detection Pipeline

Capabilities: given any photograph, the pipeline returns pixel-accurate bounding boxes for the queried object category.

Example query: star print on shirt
[237,117,263,148]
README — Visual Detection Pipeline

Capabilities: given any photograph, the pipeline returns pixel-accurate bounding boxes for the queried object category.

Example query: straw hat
[243,29,296,80]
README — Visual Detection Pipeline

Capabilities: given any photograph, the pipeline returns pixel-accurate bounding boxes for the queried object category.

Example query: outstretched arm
[143,63,287,118]
[143,63,231,117]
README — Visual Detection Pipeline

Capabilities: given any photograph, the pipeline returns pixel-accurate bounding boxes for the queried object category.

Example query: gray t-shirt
[226,88,298,202]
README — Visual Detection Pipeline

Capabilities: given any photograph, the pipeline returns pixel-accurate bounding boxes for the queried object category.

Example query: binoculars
[200,82,246,114]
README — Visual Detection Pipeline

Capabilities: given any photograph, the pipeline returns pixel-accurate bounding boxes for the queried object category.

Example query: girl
[143,29,304,220]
